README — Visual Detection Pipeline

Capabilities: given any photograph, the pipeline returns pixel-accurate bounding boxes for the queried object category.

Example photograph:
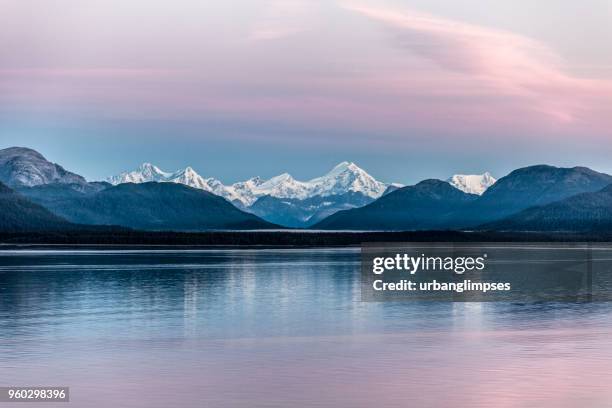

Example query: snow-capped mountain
[0,147,87,187]
[233,161,390,205]
[307,162,389,198]
[107,163,240,203]
[107,161,396,206]
[247,172,311,201]
[107,163,170,184]
[447,172,496,195]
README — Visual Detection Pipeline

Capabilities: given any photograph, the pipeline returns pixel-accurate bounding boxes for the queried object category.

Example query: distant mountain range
[0,148,276,231]
[106,161,496,226]
[107,161,398,207]
[315,165,612,231]
[106,161,404,226]
[4,146,612,234]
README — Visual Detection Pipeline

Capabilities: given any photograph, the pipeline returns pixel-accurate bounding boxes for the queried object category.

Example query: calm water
[1,249,612,408]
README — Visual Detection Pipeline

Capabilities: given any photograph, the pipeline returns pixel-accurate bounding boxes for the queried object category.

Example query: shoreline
[2,230,612,249]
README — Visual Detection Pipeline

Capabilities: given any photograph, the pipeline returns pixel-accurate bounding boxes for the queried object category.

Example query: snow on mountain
[447,172,496,195]
[0,146,87,187]
[229,162,391,206]
[107,161,395,206]
[107,163,240,203]
[250,172,311,200]
[307,162,389,198]
[107,163,170,185]
[170,167,217,191]
[227,177,265,206]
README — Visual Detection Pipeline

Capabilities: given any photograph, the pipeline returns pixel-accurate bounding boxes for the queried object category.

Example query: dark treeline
[1,230,611,249]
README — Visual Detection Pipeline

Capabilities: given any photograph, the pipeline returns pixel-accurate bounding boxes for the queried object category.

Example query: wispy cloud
[0,68,180,79]
[248,0,315,41]
[343,3,612,126]
[2,0,610,142]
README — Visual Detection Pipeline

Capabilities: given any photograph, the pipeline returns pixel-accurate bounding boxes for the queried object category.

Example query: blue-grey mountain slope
[22,182,278,231]
[480,184,612,232]
[313,179,478,230]
[0,182,75,232]
[456,165,612,227]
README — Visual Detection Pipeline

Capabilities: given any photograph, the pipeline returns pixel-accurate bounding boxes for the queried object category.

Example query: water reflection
[0,249,611,407]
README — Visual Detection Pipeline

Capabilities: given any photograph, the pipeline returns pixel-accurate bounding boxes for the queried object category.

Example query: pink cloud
[1,2,610,143]
[343,3,612,128]
[247,0,316,41]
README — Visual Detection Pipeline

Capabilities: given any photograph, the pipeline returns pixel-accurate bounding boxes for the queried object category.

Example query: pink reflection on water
[5,327,612,408]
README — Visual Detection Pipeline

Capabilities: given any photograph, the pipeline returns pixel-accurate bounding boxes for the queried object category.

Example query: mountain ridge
[5,146,612,233]
[22,182,278,231]
[106,161,396,207]
[313,165,612,231]
[480,184,612,232]
[456,164,612,227]
[313,179,478,230]
[0,147,87,188]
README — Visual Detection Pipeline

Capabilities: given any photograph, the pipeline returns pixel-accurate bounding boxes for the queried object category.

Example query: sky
[1,0,611,184]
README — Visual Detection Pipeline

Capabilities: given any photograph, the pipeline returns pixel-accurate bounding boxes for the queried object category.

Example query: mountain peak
[447,172,496,195]
[106,160,397,206]
[334,161,356,169]
[108,162,168,185]
[0,146,87,187]
[416,179,452,188]
[138,162,161,171]
[326,161,361,176]
[499,164,611,184]
[1,146,46,160]
[273,172,294,181]
[137,162,168,177]
[176,166,199,177]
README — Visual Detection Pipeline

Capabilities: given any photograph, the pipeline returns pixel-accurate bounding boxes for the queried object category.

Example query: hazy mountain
[313,179,478,230]
[0,182,75,232]
[447,172,496,195]
[480,184,612,232]
[26,182,277,231]
[248,192,375,228]
[0,147,87,188]
[107,161,397,207]
[458,165,612,227]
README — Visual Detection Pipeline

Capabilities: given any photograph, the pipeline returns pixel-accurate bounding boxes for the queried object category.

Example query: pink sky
[1,0,611,181]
